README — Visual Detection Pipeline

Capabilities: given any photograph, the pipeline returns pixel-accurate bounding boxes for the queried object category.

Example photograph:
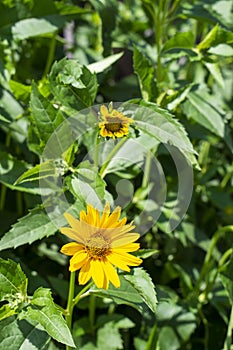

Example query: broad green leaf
[162,84,194,111]
[124,268,157,314]
[0,207,58,251]
[48,58,98,112]
[0,316,50,350]
[134,249,159,259]
[29,82,66,155]
[162,31,194,52]
[97,322,123,350]
[0,258,27,303]
[88,52,123,74]
[183,90,225,137]
[129,100,198,167]
[133,46,158,101]
[208,44,233,57]
[20,288,75,347]
[90,275,147,314]
[157,302,196,350]
[12,17,65,40]
[97,314,135,329]
[197,24,218,50]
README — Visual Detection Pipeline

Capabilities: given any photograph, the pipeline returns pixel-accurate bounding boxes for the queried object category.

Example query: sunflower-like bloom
[99,105,133,139]
[60,203,142,290]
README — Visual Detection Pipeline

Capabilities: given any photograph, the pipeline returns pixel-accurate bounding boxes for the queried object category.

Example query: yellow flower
[99,105,133,139]
[60,203,142,290]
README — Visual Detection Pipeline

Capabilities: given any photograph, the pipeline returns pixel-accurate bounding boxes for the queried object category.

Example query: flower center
[105,122,122,132]
[85,234,110,259]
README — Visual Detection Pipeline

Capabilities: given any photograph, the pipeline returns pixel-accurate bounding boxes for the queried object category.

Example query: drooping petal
[103,260,120,288]
[111,251,142,266]
[100,105,108,118]
[90,260,105,288]
[114,243,140,252]
[79,260,92,285]
[69,250,88,271]
[64,212,81,230]
[60,242,83,256]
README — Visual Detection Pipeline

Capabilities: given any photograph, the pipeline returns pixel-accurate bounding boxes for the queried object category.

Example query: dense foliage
[0,0,233,349]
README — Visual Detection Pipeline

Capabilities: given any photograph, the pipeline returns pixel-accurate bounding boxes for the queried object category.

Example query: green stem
[0,133,11,211]
[66,271,76,336]
[142,151,152,188]
[199,307,209,350]
[73,281,94,306]
[99,137,127,178]
[89,294,96,335]
[43,31,58,78]
[224,306,233,350]
[94,134,100,167]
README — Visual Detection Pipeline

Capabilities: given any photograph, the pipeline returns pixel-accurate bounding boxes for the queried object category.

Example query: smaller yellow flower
[60,203,142,290]
[99,105,133,139]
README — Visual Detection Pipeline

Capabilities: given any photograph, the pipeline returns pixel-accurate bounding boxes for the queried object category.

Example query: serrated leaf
[48,58,98,112]
[20,288,75,347]
[124,268,157,314]
[0,316,50,350]
[0,207,58,251]
[0,258,27,303]
[9,80,31,102]
[90,275,147,314]
[29,82,66,155]
[183,90,225,137]
[88,52,123,74]
[133,46,158,101]
[129,100,198,167]
[0,304,16,321]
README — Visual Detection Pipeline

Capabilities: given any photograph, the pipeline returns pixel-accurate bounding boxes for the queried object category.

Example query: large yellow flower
[60,203,142,290]
[99,105,133,139]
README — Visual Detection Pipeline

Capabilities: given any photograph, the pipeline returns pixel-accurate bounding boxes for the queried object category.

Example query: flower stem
[66,271,76,347]
[43,30,58,78]
[99,137,127,178]
[73,281,94,306]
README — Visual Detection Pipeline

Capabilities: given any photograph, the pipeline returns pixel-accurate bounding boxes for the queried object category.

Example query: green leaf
[124,268,157,314]
[20,288,75,347]
[0,304,16,321]
[97,322,123,350]
[29,82,66,155]
[129,100,198,167]
[68,160,106,206]
[88,52,123,74]
[197,24,219,50]
[14,161,57,185]
[9,80,31,102]
[0,150,45,194]
[0,207,58,251]
[204,62,225,88]
[134,249,159,259]
[133,46,158,101]
[12,17,64,40]
[90,275,148,314]
[48,58,98,112]
[162,31,194,52]
[208,44,233,57]
[183,90,225,137]
[0,258,27,303]
[0,316,50,350]
[157,302,196,350]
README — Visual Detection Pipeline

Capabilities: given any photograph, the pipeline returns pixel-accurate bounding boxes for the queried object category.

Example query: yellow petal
[100,105,108,117]
[79,260,92,285]
[99,202,110,227]
[60,242,83,256]
[111,233,140,247]
[90,260,105,288]
[105,206,121,227]
[112,251,142,266]
[60,227,86,243]
[64,212,81,230]
[114,243,140,252]
[103,260,120,288]
[69,250,88,271]
[107,253,130,272]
